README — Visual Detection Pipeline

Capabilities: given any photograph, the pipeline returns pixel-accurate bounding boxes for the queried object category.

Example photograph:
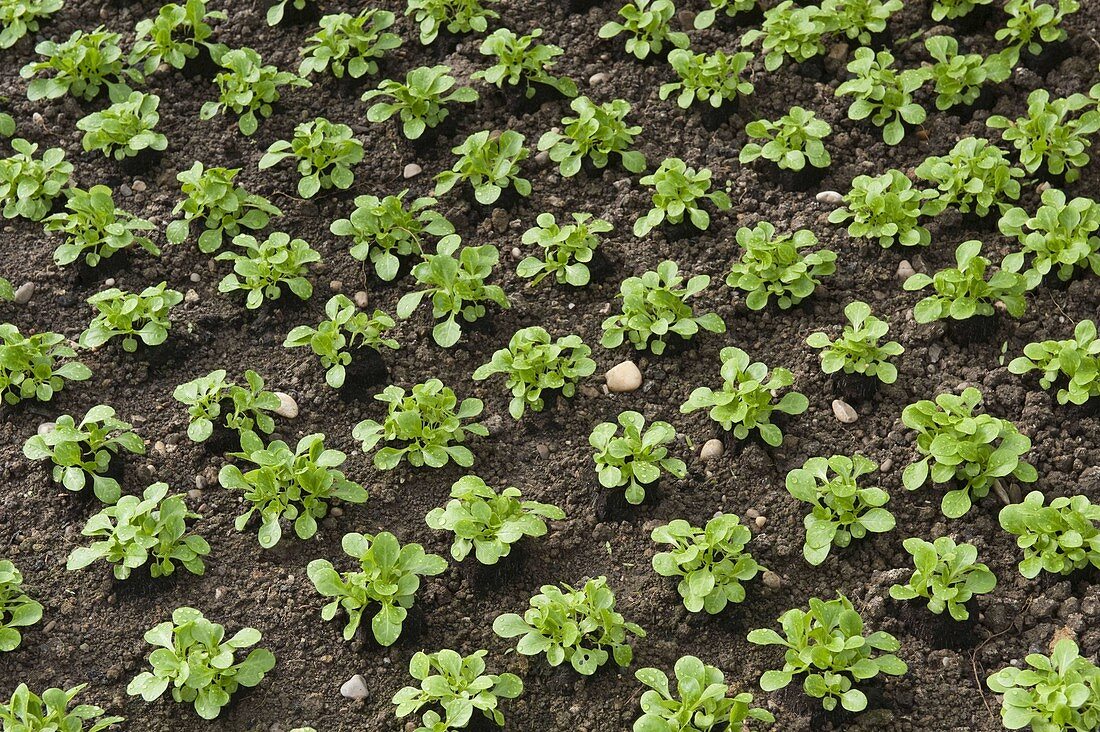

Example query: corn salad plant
[836,47,928,145]
[996,0,1079,56]
[517,212,611,286]
[916,137,1023,217]
[0,0,63,49]
[807,301,903,384]
[537,97,646,176]
[634,158,731,237]
[363,65,479,140]
[889,536,996,620]
[924,36,1012,111]
[200,47,309,135]
[999,189,1100,283]
[987,90,1100,183]
[659,49,754,110]
[820,0,901,44]
[740,0,827,71]
[0,560,42,652]
[694,0,756,29]
[0,324,91,405]
[216,232,319,309]
[167,161,282,253]
[20,26,132,101]
[740,106,832,171]
[435,130,530,205]
[725,222,837,310]
[77,91,168,160]
[590,410,686,505]
[44,185,158,267]
[1008,319,1100,405]
[172,369,281,442]
[392,649,523,729]
[932,0,991,20]
[0,683,122,730]
[0,138,73,221]
[130,0,225,75]
[406,0,499,45]
[599,0,688,61]
[999,491,1100,578]
[987,638,1100,732]
[299,10,401,79]
[473,27,578,99]
[267,0,309,25]
[284,295,399,389]
[903,240,1030,323]
[828,169,936,248]
[259,118,364,198]
[635,655,774,731]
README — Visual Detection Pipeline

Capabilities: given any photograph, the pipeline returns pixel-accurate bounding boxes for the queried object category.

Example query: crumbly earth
[2,1,1099,731]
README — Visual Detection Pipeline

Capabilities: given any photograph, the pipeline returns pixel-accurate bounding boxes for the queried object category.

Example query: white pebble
[896,260,915,279]
[403,163,422,179]
[353,291,369,308]
[816,190,844,205]
[274,392,299,419]
[13,282,34,304]
[832,399,858,424]
[589,72,608,86]
[605,361,642,393]
[699,438,724,461]
[340,674,369,700]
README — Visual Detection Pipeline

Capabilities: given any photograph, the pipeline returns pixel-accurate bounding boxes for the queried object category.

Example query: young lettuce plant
[299,10,401,79]
[901,386,1037,518]
[889,536,996,621]
[331,191,456,281]
[397,240,510,348]
[998,491,1100,578]
[167,161,282,253]
[76,91,168,160]
[820,0,901,44]
[0,683,122,730]
[987,639,1100,732]
[747,594,908,712]
[200,47,309,136]
[130,0,225,76]
[22,404,144,504]
[903,240,1030,324]
[601,260,725,355]
[393,649,523,730]
[66,482,210,580]
[44,185,159,267]
[807,301,903,384]
[932,0,991,20]
[999,188,1100,283]
[924,36,1012,111]
[916,137,1023,217]
[493,577,645,675]
[435,130,530,205]
[20,26,132,101]
[659,49,754,110]
[740,106,832,171]
[472,326,595,419]
[219,431,367,548]
[635,656,774,731]
[0,324,91,405]
[836,47,929,145]
[537,97,645,176]
[307,531,447,645]
[694,0,756,29]
[987,90,1100,183]
[634,158,731,237]
[216,232,319,309]
[1008,319,1100,405]
[172,369,281,442]
[996,0,1079,56]
[426,475,565,564]
[517,212,611,286]
[590,410,686,505]
[127,607,275,720]
[363,65,479,140]
[0,560,42,652]
[599,0,688,61]
[828,169,936,248]
[353,379,486,469]
[474,27,578,99]
[0,0,63,49]
[406,0,499,45]
[267,0,310,25]
[785,454,894,565]
[259,118,364,198]
[0,138,73,221]
[740,1,827,71]
[284,295,399,389]
[651,515,763,613]
[681,346,807,446]
[0,112,12,137]
[725,222,837,310]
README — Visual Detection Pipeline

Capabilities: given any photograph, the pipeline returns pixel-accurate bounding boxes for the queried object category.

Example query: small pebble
[190,273,201,283]
[340,675,369,700]
[755,516,767,528]
[589,72,608,86]
[511,247,522,259]
[762,571,781,589]
[699,439,724,461]
[274,392,299,419]
[184,289,200,303]
[132,180,147,192]
[353,291,369,308]
[832,399,858,424]
[37,422,55,436]
[403,163,422,179]
[605,361,642,393]
[815,190,843,205]
[13,282,34,304]
[329,280,343,293]
[536,444,549,459]
[896,260,915,279]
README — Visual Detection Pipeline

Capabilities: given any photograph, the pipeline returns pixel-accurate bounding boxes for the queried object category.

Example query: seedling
[726,222,836,310]
[932,0,991,20]
[20,26,131,101]
[0,138,73,221]
[352,379,486,469]
[0,684,122,730]
[747,594,908,712]
[267,0,309,25]
[435,130,530,205]
[590,410,686,505]
[517,212,611,286]
[284,295,398,389]
[740,1,827,71]
[807,301,903,384]
[635,656,774,730]
[836,47,928,145]
[307,531,447,645]
[740,106,832,171]
[999,490,1100,578]
[996,0,1079,56]
[166,161,282,253]
[80,283,182,352]
[493,577,645,675]
[694,0,756,29]
[999,188,1100,283]
[0,560,42,652]
[131,0,225,75]
[127,607,275,720]
[474,27,577,99]
[393,649,523,729]
[652,515,763,613]
[426,475,565,564]
[0,112,12,137]
[681,346,808,446]
[0,0,63,49]
[216,232,319,309]
[537,96,645,176]
[987,90,1100,183]
[987,639,1100,732]
[889,536,996,620]
[173,369,281,442]
[659,49,754,109]
[22,404,144,504]
[924,36,1012,111]
[200,46,309,136]
[828,169,936,248]
[599,0,688,61]
[77,91,168,160]
[473,326,595,419]
[0,277,12,300]
[901,386,1037,518]
[0,324,91,405]
[299,10,401,79]
[821,0,901,44]
[363,65,479,140]
[916,137,1023,217]
[1009,319,1100,405]
[634,158,731,237]
[406,0,499,45]
[259,118,364,198]
[903,240,1030,323]
[602,260,725,355]
[219,431,367,548]
[45,185,158,267]
[397,239,510,348]
[331,191,456,281]
[67,482,210,580]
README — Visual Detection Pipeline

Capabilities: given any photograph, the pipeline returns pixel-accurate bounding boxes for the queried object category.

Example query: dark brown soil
[2,1,1100,731]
